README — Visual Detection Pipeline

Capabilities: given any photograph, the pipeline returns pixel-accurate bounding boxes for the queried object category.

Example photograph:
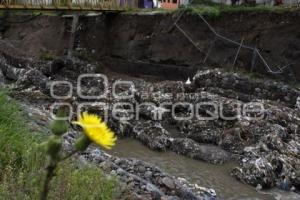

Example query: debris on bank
[1,52,299,197]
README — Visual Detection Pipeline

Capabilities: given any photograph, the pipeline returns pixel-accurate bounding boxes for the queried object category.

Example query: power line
[171,7,292,75]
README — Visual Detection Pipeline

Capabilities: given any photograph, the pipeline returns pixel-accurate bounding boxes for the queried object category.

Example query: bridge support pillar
[68,14,79,58]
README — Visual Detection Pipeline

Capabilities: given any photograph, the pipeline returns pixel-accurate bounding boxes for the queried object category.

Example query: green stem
[40,162,57,200]
[40,150,77,200]
[61,150,77,161]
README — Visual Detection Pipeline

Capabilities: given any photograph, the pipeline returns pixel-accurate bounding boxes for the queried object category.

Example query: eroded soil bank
[1,10,300,80]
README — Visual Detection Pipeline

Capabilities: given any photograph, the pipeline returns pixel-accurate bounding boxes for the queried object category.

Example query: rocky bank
[0,54,219,200]
[0,51,299,198]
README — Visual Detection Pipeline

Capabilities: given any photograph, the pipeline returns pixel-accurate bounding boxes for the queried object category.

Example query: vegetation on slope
[182,4,294,18]
[0,89,118,200]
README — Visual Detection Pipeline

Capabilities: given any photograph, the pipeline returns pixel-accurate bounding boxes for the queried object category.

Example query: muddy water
[108,139,299,200]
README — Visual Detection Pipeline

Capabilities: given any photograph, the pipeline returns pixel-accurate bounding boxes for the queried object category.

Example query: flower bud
[46,135,62,158]
[75,135,91,151]
[50,119,68,136]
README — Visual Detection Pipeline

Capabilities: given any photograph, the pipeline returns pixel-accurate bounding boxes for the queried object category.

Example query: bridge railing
[0,0,133,10]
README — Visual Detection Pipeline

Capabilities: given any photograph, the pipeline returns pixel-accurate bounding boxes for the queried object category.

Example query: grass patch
[0,10,70,17]
[0,89,34,171]
[0,153,118,200]
[49,163,117,200]
[248,71,265,80]
[73,50,95,62]
[181,4,295,18]
[220,5,292,14]
[288,80,300,89]
[0,89,119,200]
[183,5,221,18]
[122,7,173,15]
[39,51,56,61]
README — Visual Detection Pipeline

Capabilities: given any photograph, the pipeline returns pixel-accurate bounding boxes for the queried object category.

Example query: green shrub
[39,51,56,61]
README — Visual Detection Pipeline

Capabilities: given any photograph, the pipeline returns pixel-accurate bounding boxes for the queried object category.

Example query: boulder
[179,120,221,145]
[162,177,176,189]
[232,139,300,190]
[16,69,48,91]
[132,121,172,151]
[231,157,276,189]
[171,138,231,164]
[1,63,26,80]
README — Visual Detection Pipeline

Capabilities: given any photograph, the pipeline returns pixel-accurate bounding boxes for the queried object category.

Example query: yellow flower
[72,112,116,149]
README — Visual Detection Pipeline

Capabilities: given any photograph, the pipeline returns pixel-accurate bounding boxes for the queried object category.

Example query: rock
[146,183,162,200]
[110,170,117,176]
[116,168,126,176]
[279,176,291,191]
[171,138,231,164]
[37,58,66,77]
[180,120,221,145]
[249,157,276,188]
[194,184,217,199]
[255,88,261,93]
[162,177,176,189]
[153,81,185,94]
[145,171,153,179]
[127,181,135,190]
[218,127,245,153]
[296,96,300,110]
[16,69,48,91]
[50,58,65,74]
[1,63,26,80]
[292,169,300,190]
[175,188,205,200]
[138,165,146,173]
[232,142,300,190]
[137,103,160,120]
[99,161,113,172]
[132,121,172,151]
[163,196,180,200]
[256,184,262,191]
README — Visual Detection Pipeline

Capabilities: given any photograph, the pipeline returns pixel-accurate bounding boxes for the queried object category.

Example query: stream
[107,138,300,200]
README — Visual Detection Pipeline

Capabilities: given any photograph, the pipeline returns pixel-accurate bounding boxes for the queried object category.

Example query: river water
[107,139,300,200]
